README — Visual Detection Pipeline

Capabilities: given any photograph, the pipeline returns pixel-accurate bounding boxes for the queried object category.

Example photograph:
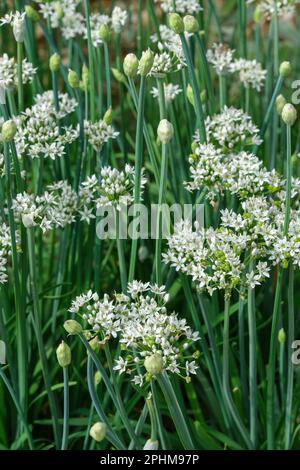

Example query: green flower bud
[157,119,174,144]
[191,141,198,153]
[103,107,113,125]
[144,354,164,375]
[89,336,100,353]
[68,69,80,88]
[281,103,297,126]
[94,371,102,386]
[143,439,159,450]
[186,84,194,106]
[169,13,184,34]
[279,61,292,78]
[201,89,207,104]
[183,15,199,34]
[111,67,126,84]
[253,5,262,24]
[278,328,286,344]
[99,23,110,42]
[81,63,89,91]
[275,94,287,115]
[89,422,107,442]
[63,319,82,335]
[123,53,139,77]
[292,153,298,167]
[1,120,17,142]
[138,49,154,76]
[56,341,71,368]
[49,53,61,73]
[25,5,40,22]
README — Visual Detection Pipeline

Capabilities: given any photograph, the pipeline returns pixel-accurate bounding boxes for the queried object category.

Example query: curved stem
[61,367,69,450]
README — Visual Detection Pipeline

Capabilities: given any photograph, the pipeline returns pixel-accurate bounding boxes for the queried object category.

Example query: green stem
[0,367,33,450]
[84,0,96,121]
[61,367,69,450]
[223,295,253,449]
[157,373,195,450]
[180,33,206,143]
[248,261,257,447]
[285,263,294,449]
[27,227,61,448]
[116,211,127,292]
[128,76,146,282]
[17,41,24,113]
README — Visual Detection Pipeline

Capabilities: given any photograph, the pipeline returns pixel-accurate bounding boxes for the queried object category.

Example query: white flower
[111,6,128,33]
[0,54,37,89]
[84,119,119,152]
[230,58,266,91]
[0,11,26,42]
[207,43,235,75]
[114,357,128,374]
[150,83,182,103]
[156,0,202,14]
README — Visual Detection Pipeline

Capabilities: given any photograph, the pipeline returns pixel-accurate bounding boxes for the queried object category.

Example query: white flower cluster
[12,164,144,230]
[84,119,119,152]
[0,53,37,90]
[230,59,266,91]
[156,0,202,14]
[0,223,15,284]
[186,144,282,202]
[148,51,184,77]
[0,10,26,42]
[150,83,182,103]
[97,165,146,211]
[69,282,200,385]
[14,91,78,160]
[247,0,299,19]
[151,25,185,63]
[36,1,127,43]
[164,220,270,296]
[194,107,262,151]
[207,43,266,91]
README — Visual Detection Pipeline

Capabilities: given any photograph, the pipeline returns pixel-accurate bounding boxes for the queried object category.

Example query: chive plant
[0,0,300,452]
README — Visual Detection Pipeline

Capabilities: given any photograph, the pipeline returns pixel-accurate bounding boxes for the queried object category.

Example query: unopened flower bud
[22,213,36,228]
[138,245,149,262]
[49,53,61,73]
[103,107,113,125]
[68,69,80,88]
[138,49,154,76]
[275,94,287,115]
[282,103,297,126]
[1,120,17,142]
[279,61,292,78]
[123,53,139,77]
[12,13,25,42]
[191,141,197,153]
[89,422,107,442]
[94,371,102,386]
[99,23,110,42]
[157,119,174,144]
[201,89,207,104]
[143,439,159,450]
[144,355,164,375]
[25,5,40,22]
[89,336,100,353]
[111,67,126,84]
[63,319,82,335]
[56,341,71,368]
[169,13,184,34]
[183,15,199,33]
[186,84,194,106]
[278,328,286,344]
[80,63,89,91]
[253,5,262,23]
